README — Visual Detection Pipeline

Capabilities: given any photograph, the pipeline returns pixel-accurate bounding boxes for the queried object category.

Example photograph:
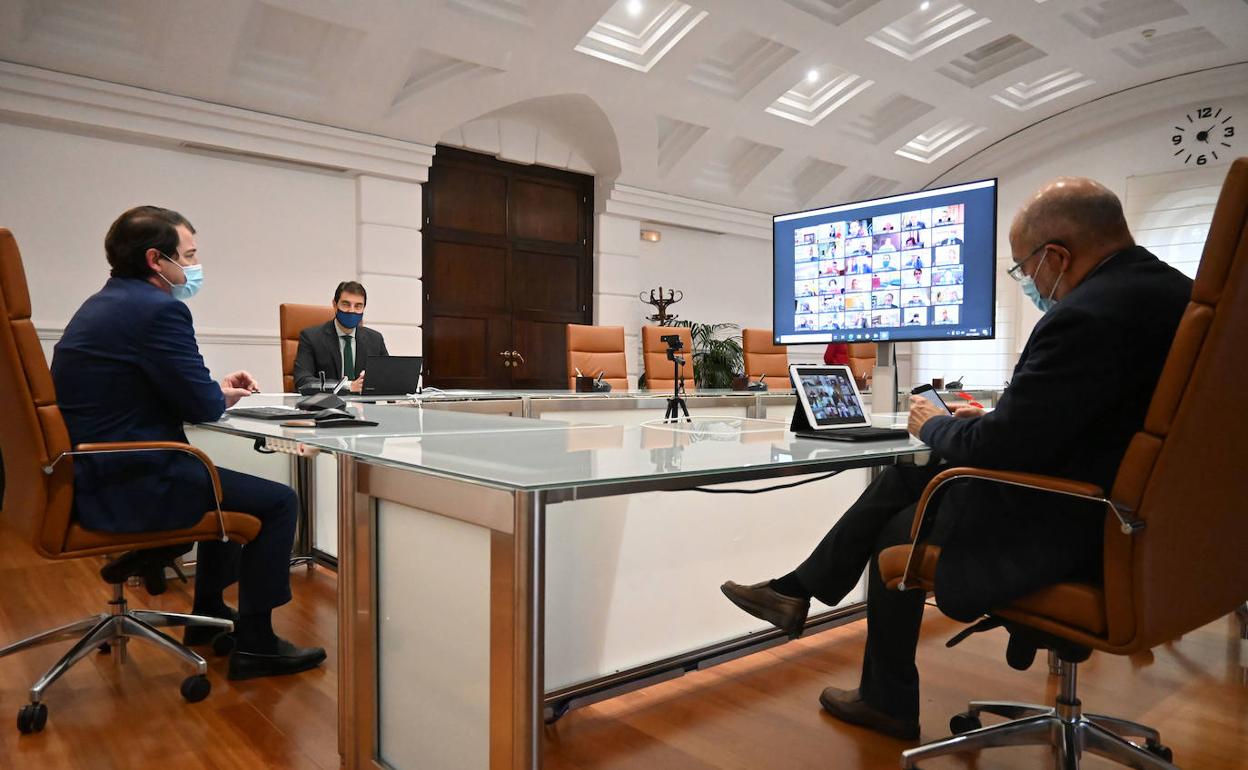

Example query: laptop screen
[791,365,870,428]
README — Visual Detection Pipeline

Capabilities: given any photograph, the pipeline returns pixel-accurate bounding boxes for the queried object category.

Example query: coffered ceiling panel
[1,0,1246,216]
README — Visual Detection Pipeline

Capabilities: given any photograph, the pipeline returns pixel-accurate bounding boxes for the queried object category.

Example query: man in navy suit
[721,178,1192,740]
[51,206,325,681]
[291,281,388,393]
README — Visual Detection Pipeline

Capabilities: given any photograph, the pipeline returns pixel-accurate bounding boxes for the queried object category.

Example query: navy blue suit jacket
[917,246,1192,620]
[51,277,224,533]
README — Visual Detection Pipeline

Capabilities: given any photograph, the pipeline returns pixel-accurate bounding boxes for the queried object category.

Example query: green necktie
[341,335,355,380]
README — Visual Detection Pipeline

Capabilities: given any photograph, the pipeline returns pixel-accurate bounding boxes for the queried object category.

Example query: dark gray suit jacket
[918,246,1191,621]
[292,320,388,391]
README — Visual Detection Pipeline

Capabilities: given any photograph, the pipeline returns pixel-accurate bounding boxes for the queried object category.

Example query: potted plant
[671,321,743,389]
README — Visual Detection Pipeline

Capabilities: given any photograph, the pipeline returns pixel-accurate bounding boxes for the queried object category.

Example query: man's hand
[350,371,365,394]
[907,395,948,438]
[221,386,251,408]
[952,405,985,419]
[221,370,260,392]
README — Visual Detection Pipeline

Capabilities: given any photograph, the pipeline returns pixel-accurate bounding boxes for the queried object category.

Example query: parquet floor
[1,520,1244,769]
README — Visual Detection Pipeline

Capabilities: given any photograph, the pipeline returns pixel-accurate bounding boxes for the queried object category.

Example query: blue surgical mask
[1019,253,1061,312]
[336,310,363,329]
[158,256,203,301]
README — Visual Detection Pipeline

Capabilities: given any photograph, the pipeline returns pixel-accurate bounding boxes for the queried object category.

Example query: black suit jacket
[291,320,388,391]
[918,246,1191,620]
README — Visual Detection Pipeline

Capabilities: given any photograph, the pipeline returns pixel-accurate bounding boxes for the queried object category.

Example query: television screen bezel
[771,177,998,346]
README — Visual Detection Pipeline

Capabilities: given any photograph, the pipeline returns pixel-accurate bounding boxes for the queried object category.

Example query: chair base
[902,660,1178,769]
[0,583,232,733]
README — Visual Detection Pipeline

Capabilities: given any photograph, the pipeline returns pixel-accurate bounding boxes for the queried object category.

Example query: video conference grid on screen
[799,370,866,427]
[773,179,997,344]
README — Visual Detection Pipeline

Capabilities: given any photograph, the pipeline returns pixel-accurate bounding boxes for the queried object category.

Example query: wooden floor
[1,520,1244,769]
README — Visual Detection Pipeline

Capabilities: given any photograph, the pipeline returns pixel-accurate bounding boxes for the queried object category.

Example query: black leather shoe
[720,580,810,639]
[819,687,920,741]
[228,638,327,681]
[183,607,238,651]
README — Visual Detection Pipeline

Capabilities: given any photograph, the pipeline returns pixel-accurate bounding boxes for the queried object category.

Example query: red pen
[957,391,984,409]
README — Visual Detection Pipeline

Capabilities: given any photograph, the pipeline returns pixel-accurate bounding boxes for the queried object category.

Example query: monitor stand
[873,341,899,415]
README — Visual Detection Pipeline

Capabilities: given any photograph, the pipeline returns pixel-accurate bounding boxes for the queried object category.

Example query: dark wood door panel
[425,314,511,388]
[428,240,507,312]
[429,164,507,235]
[510,250,581,315]
[511,179,581,244]
[510,320,568,389]
[424,146,592,390]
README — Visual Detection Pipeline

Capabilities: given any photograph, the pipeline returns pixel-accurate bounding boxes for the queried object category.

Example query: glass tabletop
[299,415,925,493]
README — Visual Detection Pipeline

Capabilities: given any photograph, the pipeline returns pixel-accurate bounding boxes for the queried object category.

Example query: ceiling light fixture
[627,0,643,17]
[806,69,819,83]
[920,1,930,9]
[640,229,662,242]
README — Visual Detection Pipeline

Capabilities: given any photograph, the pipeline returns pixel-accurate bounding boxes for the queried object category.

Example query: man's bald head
[1010,177,1134,256]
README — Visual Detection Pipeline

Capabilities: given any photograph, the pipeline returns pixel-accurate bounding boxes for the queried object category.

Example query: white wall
[0,122,426,389]
[908,91,1248,389]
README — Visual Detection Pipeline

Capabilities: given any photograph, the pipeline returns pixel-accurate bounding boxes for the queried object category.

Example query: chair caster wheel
[1145,742,1173,762]
[950,712,982,734]
[17,703,48,734]
[211,633,236,657]
[180,675,211,703]
[97,642,111,654]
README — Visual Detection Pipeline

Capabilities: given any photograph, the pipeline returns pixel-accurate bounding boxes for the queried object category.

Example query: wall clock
[1171,106,1235,166]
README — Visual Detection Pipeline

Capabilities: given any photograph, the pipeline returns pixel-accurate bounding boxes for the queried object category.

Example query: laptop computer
[789,364,909,442]
[361,355,423,397]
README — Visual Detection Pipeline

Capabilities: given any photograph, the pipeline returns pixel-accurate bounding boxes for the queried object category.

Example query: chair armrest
[898,466,1138,591]
[43,441,228,542]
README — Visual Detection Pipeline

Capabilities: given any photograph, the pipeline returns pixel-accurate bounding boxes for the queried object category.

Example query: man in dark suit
[721,178,1192,740]
[291,281,388,393]
[51,206,325,680]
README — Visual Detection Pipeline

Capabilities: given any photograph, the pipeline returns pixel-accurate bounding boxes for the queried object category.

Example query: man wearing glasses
[720,177,1192,741]
[292,281,389,393]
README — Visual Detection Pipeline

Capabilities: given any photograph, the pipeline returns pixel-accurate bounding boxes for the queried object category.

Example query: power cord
[689,470,842,494]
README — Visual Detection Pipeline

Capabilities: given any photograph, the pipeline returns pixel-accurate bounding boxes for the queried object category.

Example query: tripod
[664,352,691,422]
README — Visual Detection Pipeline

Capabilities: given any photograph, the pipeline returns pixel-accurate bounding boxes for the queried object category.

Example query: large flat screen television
[772,178,997,344]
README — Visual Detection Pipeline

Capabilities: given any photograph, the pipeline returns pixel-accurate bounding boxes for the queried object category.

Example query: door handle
[510,350,525,364]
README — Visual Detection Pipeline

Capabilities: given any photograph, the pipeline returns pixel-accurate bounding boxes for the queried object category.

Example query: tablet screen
[791,365,870,428]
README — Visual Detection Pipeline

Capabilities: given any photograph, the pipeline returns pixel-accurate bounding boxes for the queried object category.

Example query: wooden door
[423,147,593,389]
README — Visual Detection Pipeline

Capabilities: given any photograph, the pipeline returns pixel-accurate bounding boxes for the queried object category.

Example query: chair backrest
[642,325,695,392]
[0,229,75,558]
[847,343,876,385]
[566,324,629,390]
[1105,157,1248,650]
[279,303,334,392]
[741,328,789,380]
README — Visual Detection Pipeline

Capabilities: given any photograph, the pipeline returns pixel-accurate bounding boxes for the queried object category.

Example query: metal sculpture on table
[639,287,683,326]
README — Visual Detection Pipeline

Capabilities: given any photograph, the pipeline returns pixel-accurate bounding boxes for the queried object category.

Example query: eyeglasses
[1006,241,1058,282]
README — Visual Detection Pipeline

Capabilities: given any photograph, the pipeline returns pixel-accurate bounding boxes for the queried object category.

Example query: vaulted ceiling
[1,0,1245,213]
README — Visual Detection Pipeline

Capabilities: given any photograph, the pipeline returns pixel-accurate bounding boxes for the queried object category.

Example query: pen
[758,373,766,384]
[595,370,605,382]
[574,367,584,377]
[957,391,984,409]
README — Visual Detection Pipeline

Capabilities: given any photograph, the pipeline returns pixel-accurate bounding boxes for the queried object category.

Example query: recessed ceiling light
[627,0,643,16]
[920,1,930,9]
[806,69,819,83]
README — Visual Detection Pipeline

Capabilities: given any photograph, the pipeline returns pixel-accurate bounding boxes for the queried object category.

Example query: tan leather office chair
[642,325,695,393]
[0,228,262,734]
[847,343,875,388]
[741,328,788,382]
[880,157,1248,769]
[566,324,629,390]
[279,303,334,392]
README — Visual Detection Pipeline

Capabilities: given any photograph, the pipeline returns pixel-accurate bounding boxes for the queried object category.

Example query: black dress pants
[794,463,943,721]
[193,467,298,616]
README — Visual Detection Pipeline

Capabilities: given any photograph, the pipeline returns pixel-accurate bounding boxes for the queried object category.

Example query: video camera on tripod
[659,333,690,422]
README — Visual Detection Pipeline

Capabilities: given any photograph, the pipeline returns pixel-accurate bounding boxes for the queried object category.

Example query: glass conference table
[201,398,927,770]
